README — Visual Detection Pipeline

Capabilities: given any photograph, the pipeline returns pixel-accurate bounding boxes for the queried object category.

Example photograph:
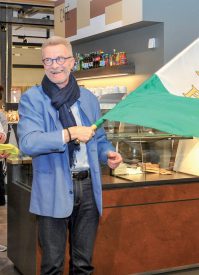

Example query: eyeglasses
[42,56,73,66]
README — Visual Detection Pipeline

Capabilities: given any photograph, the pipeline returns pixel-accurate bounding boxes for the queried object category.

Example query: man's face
[42,44,75,88]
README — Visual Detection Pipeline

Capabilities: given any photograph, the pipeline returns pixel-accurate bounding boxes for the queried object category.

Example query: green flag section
[0,144,20,156]
[95,38,199,137]
[102,74,199,137]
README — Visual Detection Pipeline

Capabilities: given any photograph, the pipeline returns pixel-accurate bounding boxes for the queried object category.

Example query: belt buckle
[72,170,89,180]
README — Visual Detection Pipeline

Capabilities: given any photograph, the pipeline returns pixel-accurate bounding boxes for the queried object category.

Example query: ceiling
[0,0,56,7]
[0,0,56,44]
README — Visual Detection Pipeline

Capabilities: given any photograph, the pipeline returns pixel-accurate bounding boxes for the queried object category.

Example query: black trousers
[38,178,99,275]
[0,161,5,205]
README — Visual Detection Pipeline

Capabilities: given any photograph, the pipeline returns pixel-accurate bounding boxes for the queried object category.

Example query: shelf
[72,63,135,80]
[107,133,192,142]
[71,22,159,45]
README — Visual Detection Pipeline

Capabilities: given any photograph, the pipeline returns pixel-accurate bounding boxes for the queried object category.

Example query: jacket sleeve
[17,89,66,157]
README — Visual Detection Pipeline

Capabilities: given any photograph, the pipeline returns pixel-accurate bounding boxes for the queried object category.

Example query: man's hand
[64,126,95,143]
[107,151,123,169]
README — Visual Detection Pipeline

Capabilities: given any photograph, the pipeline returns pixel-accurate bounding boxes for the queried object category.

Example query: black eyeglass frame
[42,56,73,66]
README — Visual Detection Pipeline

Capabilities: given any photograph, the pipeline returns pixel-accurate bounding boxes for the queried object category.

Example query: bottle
[105,54,109,67]
[75,53,80,71]
[99,51,105,67]
[120,52,127,65]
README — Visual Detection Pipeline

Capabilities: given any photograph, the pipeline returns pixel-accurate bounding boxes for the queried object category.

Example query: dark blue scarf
[42,73,80,167]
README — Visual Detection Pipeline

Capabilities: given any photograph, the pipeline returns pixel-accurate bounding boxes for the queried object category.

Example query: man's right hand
[64,126,95,143]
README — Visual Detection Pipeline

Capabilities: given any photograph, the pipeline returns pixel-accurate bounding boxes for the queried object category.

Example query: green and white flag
[95,38,199,137]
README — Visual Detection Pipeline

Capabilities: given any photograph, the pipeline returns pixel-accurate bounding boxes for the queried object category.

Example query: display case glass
[7,123,199,187]
[103,121,199,184]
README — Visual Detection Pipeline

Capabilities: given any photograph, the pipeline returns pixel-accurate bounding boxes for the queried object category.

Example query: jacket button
[69,191,73,194]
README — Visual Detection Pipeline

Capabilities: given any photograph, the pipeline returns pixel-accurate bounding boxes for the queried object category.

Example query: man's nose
[51,59,59,67]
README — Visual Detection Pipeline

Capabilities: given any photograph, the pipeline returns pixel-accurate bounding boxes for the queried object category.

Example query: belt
[72,169,91,181]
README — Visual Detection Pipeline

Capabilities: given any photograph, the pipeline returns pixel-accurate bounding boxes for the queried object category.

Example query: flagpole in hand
[91,117,106,130]
[74,118,106,144]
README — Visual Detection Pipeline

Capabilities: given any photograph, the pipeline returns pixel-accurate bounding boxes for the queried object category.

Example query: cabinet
[54,0,158,43]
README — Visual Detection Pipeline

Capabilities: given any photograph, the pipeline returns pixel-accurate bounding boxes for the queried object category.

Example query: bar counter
[6,157,199,275]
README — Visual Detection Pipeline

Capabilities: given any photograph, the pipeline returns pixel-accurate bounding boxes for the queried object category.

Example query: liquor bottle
[99,51,105,67]
[119,52,128,65]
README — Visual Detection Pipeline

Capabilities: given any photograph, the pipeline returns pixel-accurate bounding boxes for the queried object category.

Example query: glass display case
[103,122,199,185]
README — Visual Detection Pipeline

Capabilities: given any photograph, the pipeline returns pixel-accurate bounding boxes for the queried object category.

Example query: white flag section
[157,38,199,97]
[164,38,199,175]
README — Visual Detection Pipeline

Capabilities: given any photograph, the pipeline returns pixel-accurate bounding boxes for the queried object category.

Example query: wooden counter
[6,159,199,275]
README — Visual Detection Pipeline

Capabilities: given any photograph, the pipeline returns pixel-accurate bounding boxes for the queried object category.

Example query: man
[17,36,122,275]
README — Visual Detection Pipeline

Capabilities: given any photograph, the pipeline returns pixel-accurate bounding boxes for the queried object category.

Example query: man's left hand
[107,151,123,169]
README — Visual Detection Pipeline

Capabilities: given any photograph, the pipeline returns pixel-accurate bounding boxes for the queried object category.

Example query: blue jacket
[17,85,115,218]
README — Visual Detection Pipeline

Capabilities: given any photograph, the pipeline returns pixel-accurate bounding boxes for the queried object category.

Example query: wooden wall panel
[65,8,77,37]
[90,0,121,18]
[93,199,199,274]
[122,0,143,26]
[54,1,65,37]
[77,0,90,29]
[105,1,122,25]
[54,0,64,7]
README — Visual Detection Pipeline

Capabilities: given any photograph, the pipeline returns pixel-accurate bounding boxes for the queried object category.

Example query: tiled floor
[0,204,21,275]
[1,204,199,275]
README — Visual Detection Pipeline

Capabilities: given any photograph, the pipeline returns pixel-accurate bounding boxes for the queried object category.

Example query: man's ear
[69,57,75,71]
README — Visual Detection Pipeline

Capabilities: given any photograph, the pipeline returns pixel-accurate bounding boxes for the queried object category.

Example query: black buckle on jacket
[72,170,90,180]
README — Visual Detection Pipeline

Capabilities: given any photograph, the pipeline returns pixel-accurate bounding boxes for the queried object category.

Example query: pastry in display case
[4,110,19,123]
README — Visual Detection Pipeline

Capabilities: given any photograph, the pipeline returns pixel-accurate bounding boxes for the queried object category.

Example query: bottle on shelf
[74,49,128,71]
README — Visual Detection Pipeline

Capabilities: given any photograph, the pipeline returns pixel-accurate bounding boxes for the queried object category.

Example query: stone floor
[1,203,199,275]
[0,204,21,275]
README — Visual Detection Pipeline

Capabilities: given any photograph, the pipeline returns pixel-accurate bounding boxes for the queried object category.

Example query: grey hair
[41,36,73,56]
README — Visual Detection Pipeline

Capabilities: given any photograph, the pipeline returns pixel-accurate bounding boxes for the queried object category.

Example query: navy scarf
[42,73,80,167]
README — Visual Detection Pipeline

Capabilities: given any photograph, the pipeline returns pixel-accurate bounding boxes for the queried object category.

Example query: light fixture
[0,24,6,32]
[76,73,129,81]
[23,37,28,44]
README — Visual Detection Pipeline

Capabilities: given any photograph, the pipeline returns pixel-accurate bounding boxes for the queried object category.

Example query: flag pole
[91,117,106,130]
[74,117,106,144]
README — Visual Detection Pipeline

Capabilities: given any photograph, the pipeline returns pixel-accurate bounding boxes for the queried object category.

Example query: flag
[95,38,199,137]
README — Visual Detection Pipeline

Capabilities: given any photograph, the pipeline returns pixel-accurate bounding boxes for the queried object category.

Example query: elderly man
[18,36,122,275]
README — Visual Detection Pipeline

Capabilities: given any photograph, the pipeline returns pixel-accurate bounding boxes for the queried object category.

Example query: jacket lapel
[78,92,93,126]
[38,86,63,130]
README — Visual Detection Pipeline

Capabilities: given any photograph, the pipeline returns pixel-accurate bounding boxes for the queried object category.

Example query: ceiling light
[13,53,22,57]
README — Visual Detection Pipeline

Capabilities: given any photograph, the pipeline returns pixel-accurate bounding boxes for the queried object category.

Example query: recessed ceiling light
[13,53,22,56]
